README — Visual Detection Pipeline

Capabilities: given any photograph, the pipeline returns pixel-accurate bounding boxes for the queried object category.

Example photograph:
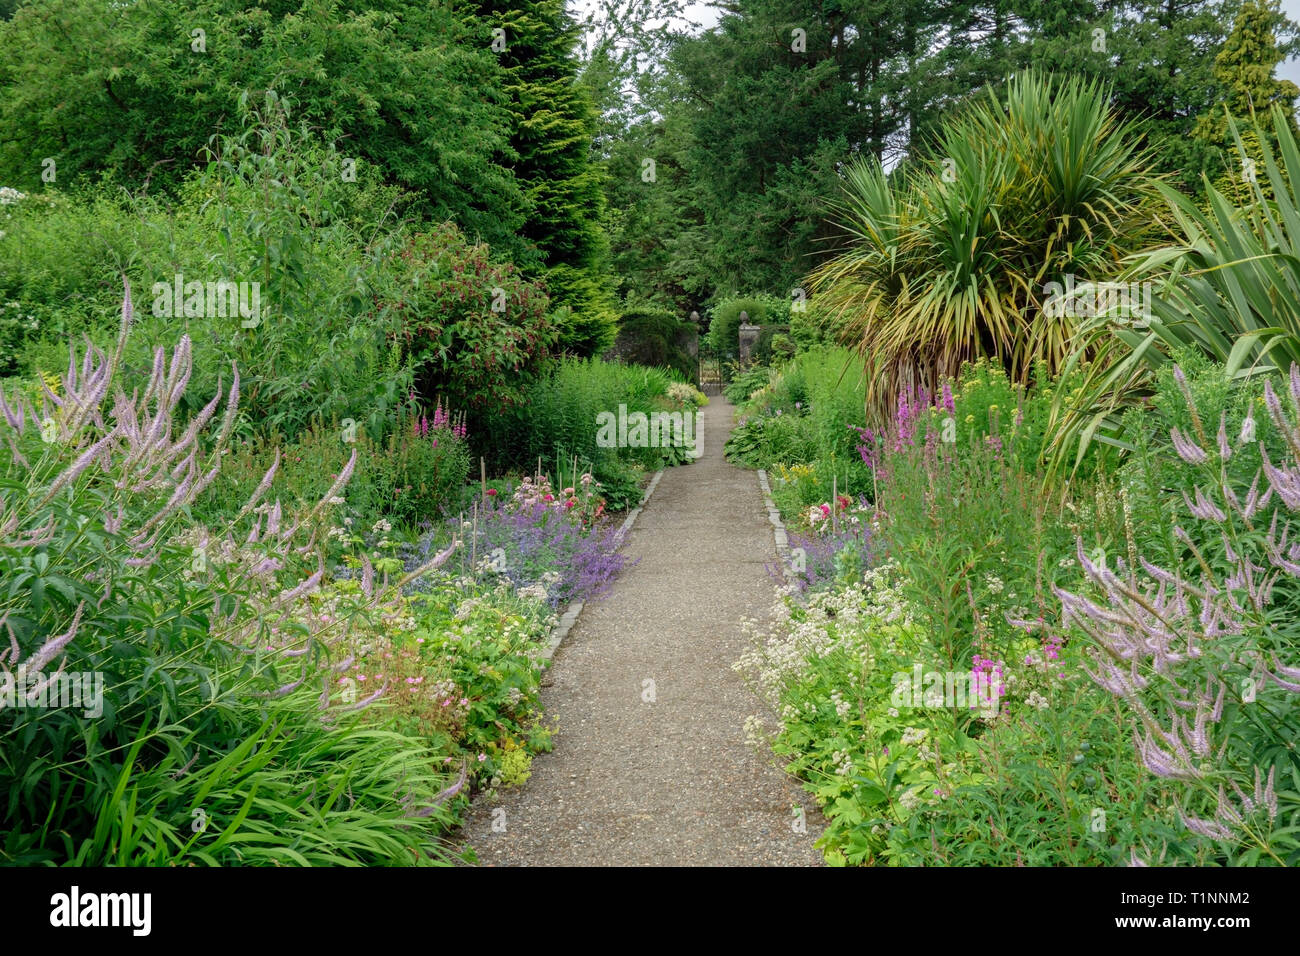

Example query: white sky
[1281,0,1300,89]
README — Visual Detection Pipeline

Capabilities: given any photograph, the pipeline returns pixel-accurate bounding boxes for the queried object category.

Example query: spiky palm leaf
[810,70,1162,422]
[1048,107,1300,474]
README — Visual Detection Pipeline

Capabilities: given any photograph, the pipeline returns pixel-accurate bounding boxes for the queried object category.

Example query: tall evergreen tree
[1193,0,1300,201]
[476,0,617,355]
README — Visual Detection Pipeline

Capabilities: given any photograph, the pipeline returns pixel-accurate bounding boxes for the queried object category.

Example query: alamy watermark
[890,664,1001,718]
[1042,274,1152,326]
[595,405,702,459]
[1,667,104,718]
[152,273,261,327]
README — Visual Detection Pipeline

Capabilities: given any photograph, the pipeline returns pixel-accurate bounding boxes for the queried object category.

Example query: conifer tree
[478,0,617,355]
[1193,0,1300,203]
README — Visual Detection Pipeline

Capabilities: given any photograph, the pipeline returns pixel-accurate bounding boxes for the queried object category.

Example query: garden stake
[832,475,838,533]
[480,456,487,504]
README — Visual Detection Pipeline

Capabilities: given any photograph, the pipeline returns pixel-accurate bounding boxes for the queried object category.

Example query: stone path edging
[539,468,666,665]
[756,468,799,585]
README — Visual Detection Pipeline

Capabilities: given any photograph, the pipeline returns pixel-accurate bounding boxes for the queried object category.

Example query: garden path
[457,396,825,865]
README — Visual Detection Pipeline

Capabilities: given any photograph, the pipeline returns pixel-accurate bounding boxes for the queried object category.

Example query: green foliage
[724,348,871,499]
[0,316,465,865]
[1,100,417,444]
[604,304,696,380]
[1193,0,1300,204]
[1051,108,1300,473]
[0,0,531,259]
[1051,361,1300,865]
[358,409,473,528]
[475,0,616,352]
[722,366,773,405]
[811,70,1162,422]
[375,222,556,416]
[485,357,695,508]
[706,294,790,356]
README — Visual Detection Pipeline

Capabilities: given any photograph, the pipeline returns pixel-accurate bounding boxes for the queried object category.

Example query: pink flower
[543,493,554,502]
[819,504,830,517]
[486,488,498,496]
[477,753,487,762]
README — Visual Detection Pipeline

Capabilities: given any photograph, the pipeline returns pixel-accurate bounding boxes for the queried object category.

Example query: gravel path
[457,396,825,866]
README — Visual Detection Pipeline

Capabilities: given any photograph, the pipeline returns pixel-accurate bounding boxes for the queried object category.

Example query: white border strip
[756,469,799,585]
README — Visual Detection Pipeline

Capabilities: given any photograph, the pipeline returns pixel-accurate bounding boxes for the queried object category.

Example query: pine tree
[477,0,617,355]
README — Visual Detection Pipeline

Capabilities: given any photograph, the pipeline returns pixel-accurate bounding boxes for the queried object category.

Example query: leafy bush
[355,404,473,528]
[0,289,465,865]
[706,293,791,355]
[604,304,696,380]
[2,99,417,443]
[483,357,695,508]
[723,366,773,404]
[0,0,531,258]
[725,348,871,499]
[376,222,556,416]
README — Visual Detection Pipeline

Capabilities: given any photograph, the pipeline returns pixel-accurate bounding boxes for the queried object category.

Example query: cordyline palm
[1048,107,1300,474]
[810,70,1162,422]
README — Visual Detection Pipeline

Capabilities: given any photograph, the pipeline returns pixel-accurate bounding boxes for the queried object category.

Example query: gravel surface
[456,397,825,866]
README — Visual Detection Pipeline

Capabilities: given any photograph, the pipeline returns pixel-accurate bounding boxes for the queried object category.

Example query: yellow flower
[965,414,975,424]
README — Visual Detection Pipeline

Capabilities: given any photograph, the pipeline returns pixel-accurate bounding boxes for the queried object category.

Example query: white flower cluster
[0,301,38,332]
[900,726,927,747]
[0,186,25,205]
[733,560,915,740]
[831,749,854,776]
[666,381,705,406]
[831,689,852,720]
[517,583,550,603]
